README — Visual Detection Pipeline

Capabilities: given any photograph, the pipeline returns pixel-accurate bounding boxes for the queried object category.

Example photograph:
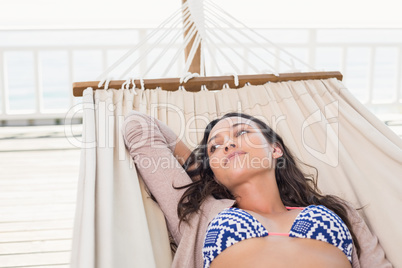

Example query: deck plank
[0,190,76,200]
[0,219,74,232]
[0,240,71,255]
[0,251,70,267]
[0,194,76,206]
[0,229,73,243]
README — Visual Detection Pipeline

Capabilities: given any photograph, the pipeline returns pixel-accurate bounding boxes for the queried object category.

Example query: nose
[224,143,236,152]
[223,137,236,152]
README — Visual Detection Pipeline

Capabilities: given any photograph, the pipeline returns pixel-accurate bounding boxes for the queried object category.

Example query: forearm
[152,116,192,166]
[173,140,192,166]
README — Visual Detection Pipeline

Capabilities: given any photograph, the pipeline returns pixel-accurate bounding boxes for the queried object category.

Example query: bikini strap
[269,232,290,237]
[286,206,305,210]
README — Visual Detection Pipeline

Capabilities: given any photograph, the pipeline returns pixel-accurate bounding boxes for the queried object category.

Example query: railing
[0,28,401,124]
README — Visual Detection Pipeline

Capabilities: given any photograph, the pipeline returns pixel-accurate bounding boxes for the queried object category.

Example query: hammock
[70,1,402,267]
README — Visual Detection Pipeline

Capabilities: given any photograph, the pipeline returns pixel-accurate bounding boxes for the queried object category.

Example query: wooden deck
[0,125,81,268]
[0,120,401,268]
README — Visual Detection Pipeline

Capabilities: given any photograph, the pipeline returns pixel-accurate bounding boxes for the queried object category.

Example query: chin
[221,166,262,186]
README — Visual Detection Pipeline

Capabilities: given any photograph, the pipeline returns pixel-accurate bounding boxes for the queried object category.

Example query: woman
[122,111,391,268]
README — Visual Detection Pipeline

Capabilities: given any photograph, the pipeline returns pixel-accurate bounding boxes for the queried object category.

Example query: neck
[232,171,286,215]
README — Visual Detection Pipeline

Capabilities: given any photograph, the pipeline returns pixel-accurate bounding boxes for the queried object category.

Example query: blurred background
[0,0,401,267]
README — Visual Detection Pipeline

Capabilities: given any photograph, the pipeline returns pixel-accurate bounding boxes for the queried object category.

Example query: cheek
[240,136,275,169]
[208,154,228,174]
[239,133,263,147]
[208,155,232,185]
[208,155,219,169]
[242,135,272,155]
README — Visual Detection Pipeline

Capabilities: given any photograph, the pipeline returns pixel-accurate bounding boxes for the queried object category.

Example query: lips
[224,151,247,165]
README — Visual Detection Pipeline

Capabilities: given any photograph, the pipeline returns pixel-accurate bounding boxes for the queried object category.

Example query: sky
[1,0,402,29]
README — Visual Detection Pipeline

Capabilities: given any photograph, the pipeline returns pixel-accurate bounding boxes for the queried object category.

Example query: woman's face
[206,116,282,192]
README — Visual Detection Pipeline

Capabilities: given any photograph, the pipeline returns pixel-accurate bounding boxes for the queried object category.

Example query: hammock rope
[96,0,316,87]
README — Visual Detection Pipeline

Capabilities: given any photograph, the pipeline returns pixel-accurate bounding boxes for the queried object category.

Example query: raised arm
[121,110,192,244]
[154,117,192,166]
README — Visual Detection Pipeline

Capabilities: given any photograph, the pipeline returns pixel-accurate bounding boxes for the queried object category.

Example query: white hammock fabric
[71,78,402,268]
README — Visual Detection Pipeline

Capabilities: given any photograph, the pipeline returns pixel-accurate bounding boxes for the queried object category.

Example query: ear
[272,143,283,159]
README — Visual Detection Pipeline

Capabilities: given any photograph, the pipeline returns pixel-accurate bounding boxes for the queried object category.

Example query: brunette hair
[175,112,360,255]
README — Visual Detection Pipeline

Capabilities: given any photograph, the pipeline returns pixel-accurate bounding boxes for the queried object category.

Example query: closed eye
[236,130,249,137]
[209,144,222,153]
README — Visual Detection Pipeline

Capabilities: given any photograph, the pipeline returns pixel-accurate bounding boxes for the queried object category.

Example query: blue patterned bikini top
[202,205,353,268]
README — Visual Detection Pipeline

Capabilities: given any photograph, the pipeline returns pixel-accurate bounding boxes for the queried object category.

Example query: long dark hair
[175,112,360,255]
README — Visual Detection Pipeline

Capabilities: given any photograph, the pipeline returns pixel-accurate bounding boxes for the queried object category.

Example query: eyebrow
[207,122,252,145]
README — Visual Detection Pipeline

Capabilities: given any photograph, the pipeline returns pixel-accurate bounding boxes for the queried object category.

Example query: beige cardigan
[122,111,392,268]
